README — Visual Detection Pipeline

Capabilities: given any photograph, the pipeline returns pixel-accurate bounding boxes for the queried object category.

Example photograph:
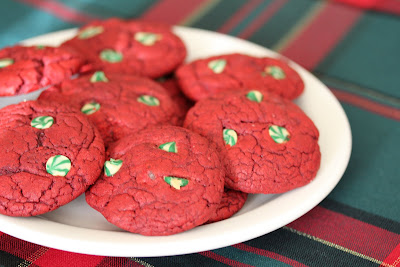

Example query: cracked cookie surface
[207,188,247,223]
[61,18,186,78]
[0,101,105,216]
[157,76,193,126]
[176,53,304,101]
[0,45,91,96]
[39,72,182,147]
[86,126,224,236]
[184,89,321,194]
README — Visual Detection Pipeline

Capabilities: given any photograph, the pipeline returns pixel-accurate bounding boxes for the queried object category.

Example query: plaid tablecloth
[0,0,399,266]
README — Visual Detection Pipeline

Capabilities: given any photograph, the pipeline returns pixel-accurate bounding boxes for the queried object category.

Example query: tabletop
[0,0,399,266]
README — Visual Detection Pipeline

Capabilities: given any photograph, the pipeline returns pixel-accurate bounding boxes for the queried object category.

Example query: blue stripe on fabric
[190,0,247,31]
[0,0,76,48]
[247,0,315,49]
[315,12,400,99]
[212,246,292,267]
[328,103,400,222]
[228,0,273,36]
[56,0,158,19]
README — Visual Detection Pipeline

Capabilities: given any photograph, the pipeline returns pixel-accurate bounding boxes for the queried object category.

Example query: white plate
[0,27,352,257]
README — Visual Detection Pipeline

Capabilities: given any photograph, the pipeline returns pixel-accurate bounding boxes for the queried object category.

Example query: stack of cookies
[0,18,320,236]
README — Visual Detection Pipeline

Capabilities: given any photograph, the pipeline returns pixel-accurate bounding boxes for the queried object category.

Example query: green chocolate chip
[0,58,14,68]
[269,125,290,144]
[100,49,123,63]
[90,71,108,83]
[31,116,54,129]
[36,45,45,50]
[223,129,237,146]
[81,102,100,115]
[78,26,104,39]
[246,90,263,103]
[208,59,226,74]
[104,158,123,177]
[265,66,286,79]
[46,155,71,177]
[164,176,189,190]
[159,141,177,153]
[135,32,162,46]
[137,95,160,106]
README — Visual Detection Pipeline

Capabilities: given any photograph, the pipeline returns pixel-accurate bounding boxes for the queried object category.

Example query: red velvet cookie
[157,76,193,125]
[61,18,186,78]
[207,188,247,223]
[86,126,225,236]
[0,101,105,216]
[38,71,182,146]
[176,53,304,101]
[184,89,321,194]
[0,45,91,96]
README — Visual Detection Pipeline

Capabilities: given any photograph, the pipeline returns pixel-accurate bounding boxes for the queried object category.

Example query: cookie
[61,18,186,78]
[0,45,91,96]
[38,71,182,146]
[176,53,304,101]
[207,188,247,223]
[0,101,105,216]
[157,76,193,125]
[184,89,321,194]
[86,126,225,236]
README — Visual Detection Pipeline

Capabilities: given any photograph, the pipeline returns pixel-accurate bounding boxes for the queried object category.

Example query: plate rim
[0,25,352,257]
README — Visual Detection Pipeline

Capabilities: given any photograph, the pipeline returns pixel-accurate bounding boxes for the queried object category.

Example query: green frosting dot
[46,155,71,177]
[90,71,109,83]
[100,49,123,63]
[137,95,160,106]
[104,158,123,177]
[81,102,100,115]
[246,90,263,103]
[223,129,237,146]
[164,176,189,190]
[159,141,177,153]
[135,32,162,46]
[31,116,54,129]
[265,66,286,79]
[0,58,14,68]
[269,125,290,144]
[208,59,226,74]
[78,26,104,39]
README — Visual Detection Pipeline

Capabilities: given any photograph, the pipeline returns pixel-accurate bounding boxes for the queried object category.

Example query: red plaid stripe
[280,1,363,70]
[140,0,209,25]
[330,88,400,121]
[233,243,308,267]
[32,248,104,267]
[198,251,253,266]
[287,206,400,262]
[381,243,400,267]
[17,0,98,23]
[331,0,400,15]
[218,0,263,34]
[237,0,288,39]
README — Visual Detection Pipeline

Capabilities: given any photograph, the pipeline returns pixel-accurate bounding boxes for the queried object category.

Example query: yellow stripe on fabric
[17,247,49,267]
[129,257,155,267]
[179,0,223,26]
[282,226,397,266]
[273,1,326,52]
